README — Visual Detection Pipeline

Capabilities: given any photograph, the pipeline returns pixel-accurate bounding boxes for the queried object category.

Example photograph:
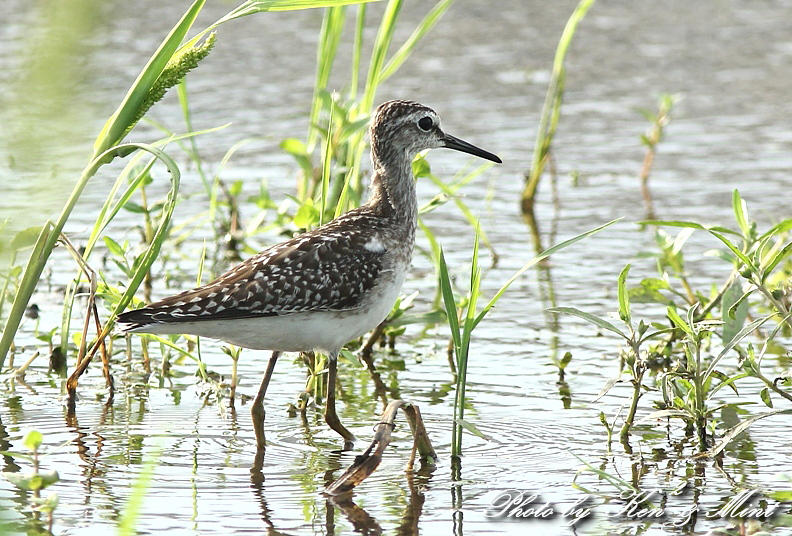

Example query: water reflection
[522,202,572,408]
[248,438,433,536]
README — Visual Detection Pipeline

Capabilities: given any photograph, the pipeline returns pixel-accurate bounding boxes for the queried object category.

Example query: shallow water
[1,0,791,534]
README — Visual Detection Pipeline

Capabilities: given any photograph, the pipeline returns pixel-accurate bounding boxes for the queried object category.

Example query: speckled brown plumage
[118,209,395,327]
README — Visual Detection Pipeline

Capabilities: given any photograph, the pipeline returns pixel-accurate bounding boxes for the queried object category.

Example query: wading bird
[117,100,502,449]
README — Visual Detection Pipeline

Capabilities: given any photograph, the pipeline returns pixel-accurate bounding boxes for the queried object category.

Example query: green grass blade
[705,409,792,458]
[361,0,403,113]
[709,230,758,275]
[438,248,461,354]
[640,220,740,236]
[117,448,161,536]
[547,306,628,340]
[666,306,694,339]
[379,0,454,81]
[760,240,792,284]
[0,223,54,365]
[473,218,620,329]
[349,4,366,100]
[732,189,750,237]
[107,143,181,317]
[320,115,334,225]
[703,315,775,383]
[617,264,631,326]
[522,0,595,206]
[307,6,346,151]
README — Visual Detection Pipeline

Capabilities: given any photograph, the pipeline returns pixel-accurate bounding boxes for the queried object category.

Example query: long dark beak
[442,133,502,164]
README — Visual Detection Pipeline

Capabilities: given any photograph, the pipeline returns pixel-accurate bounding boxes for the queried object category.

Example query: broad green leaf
[721,279,748,342]
[629,277,673,305]
[122,201,147,214]
[280,137,308,156]
[103,236,126,258]
[23,430,43,451]
[559,351,572,370]
[760,387,773,408]
[293,200,319,229]
[10,227,44,252]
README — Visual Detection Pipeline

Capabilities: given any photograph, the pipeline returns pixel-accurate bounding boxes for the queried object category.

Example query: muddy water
[1,0,791,534]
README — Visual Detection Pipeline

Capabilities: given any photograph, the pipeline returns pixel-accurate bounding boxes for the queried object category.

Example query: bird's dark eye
[417,116,433,131]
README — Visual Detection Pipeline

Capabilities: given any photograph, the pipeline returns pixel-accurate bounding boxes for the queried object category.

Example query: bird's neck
[367,146,418,225]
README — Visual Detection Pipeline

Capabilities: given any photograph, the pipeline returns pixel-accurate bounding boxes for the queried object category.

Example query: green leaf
[629,277,673,305]
[411,155,432,178]
[592,376,621,403]
[380,0,455,81]
[122,201,148,214]
[666,306,694,338]
[23,430,43,452]
[10,227,44,252]
[559,351,572,370]
[760,240,792,284]
[31,491,59,512]
[103,236,126,258]
[438,248,461,354]
[760,387,773,408]
[704,315,774,383]
[293,200,319,229]
[709,230,758,275]
[640,219,739,236]
[475,218,621,329]
[454,418,492,441]
[617,264,631,325]
[639,409,690,422]
[3,472,34,491]
[280,137,308,156]
[705,409,792,458]
[758,218,792,242]
[768,490,792,502]
[280,138,313,179]
[229,179,243,197]
[548,307,628,340]
[38,470,60,490]
[2,469,58,492]
[338,116,372,140]
[721,279,748,342]
[732,189,750,237]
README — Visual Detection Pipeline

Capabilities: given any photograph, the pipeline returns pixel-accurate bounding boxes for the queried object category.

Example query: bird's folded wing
[117,231,386,326]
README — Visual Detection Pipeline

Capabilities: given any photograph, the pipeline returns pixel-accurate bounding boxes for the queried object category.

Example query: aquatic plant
[521,0,596,213]
[553,190,792,453]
